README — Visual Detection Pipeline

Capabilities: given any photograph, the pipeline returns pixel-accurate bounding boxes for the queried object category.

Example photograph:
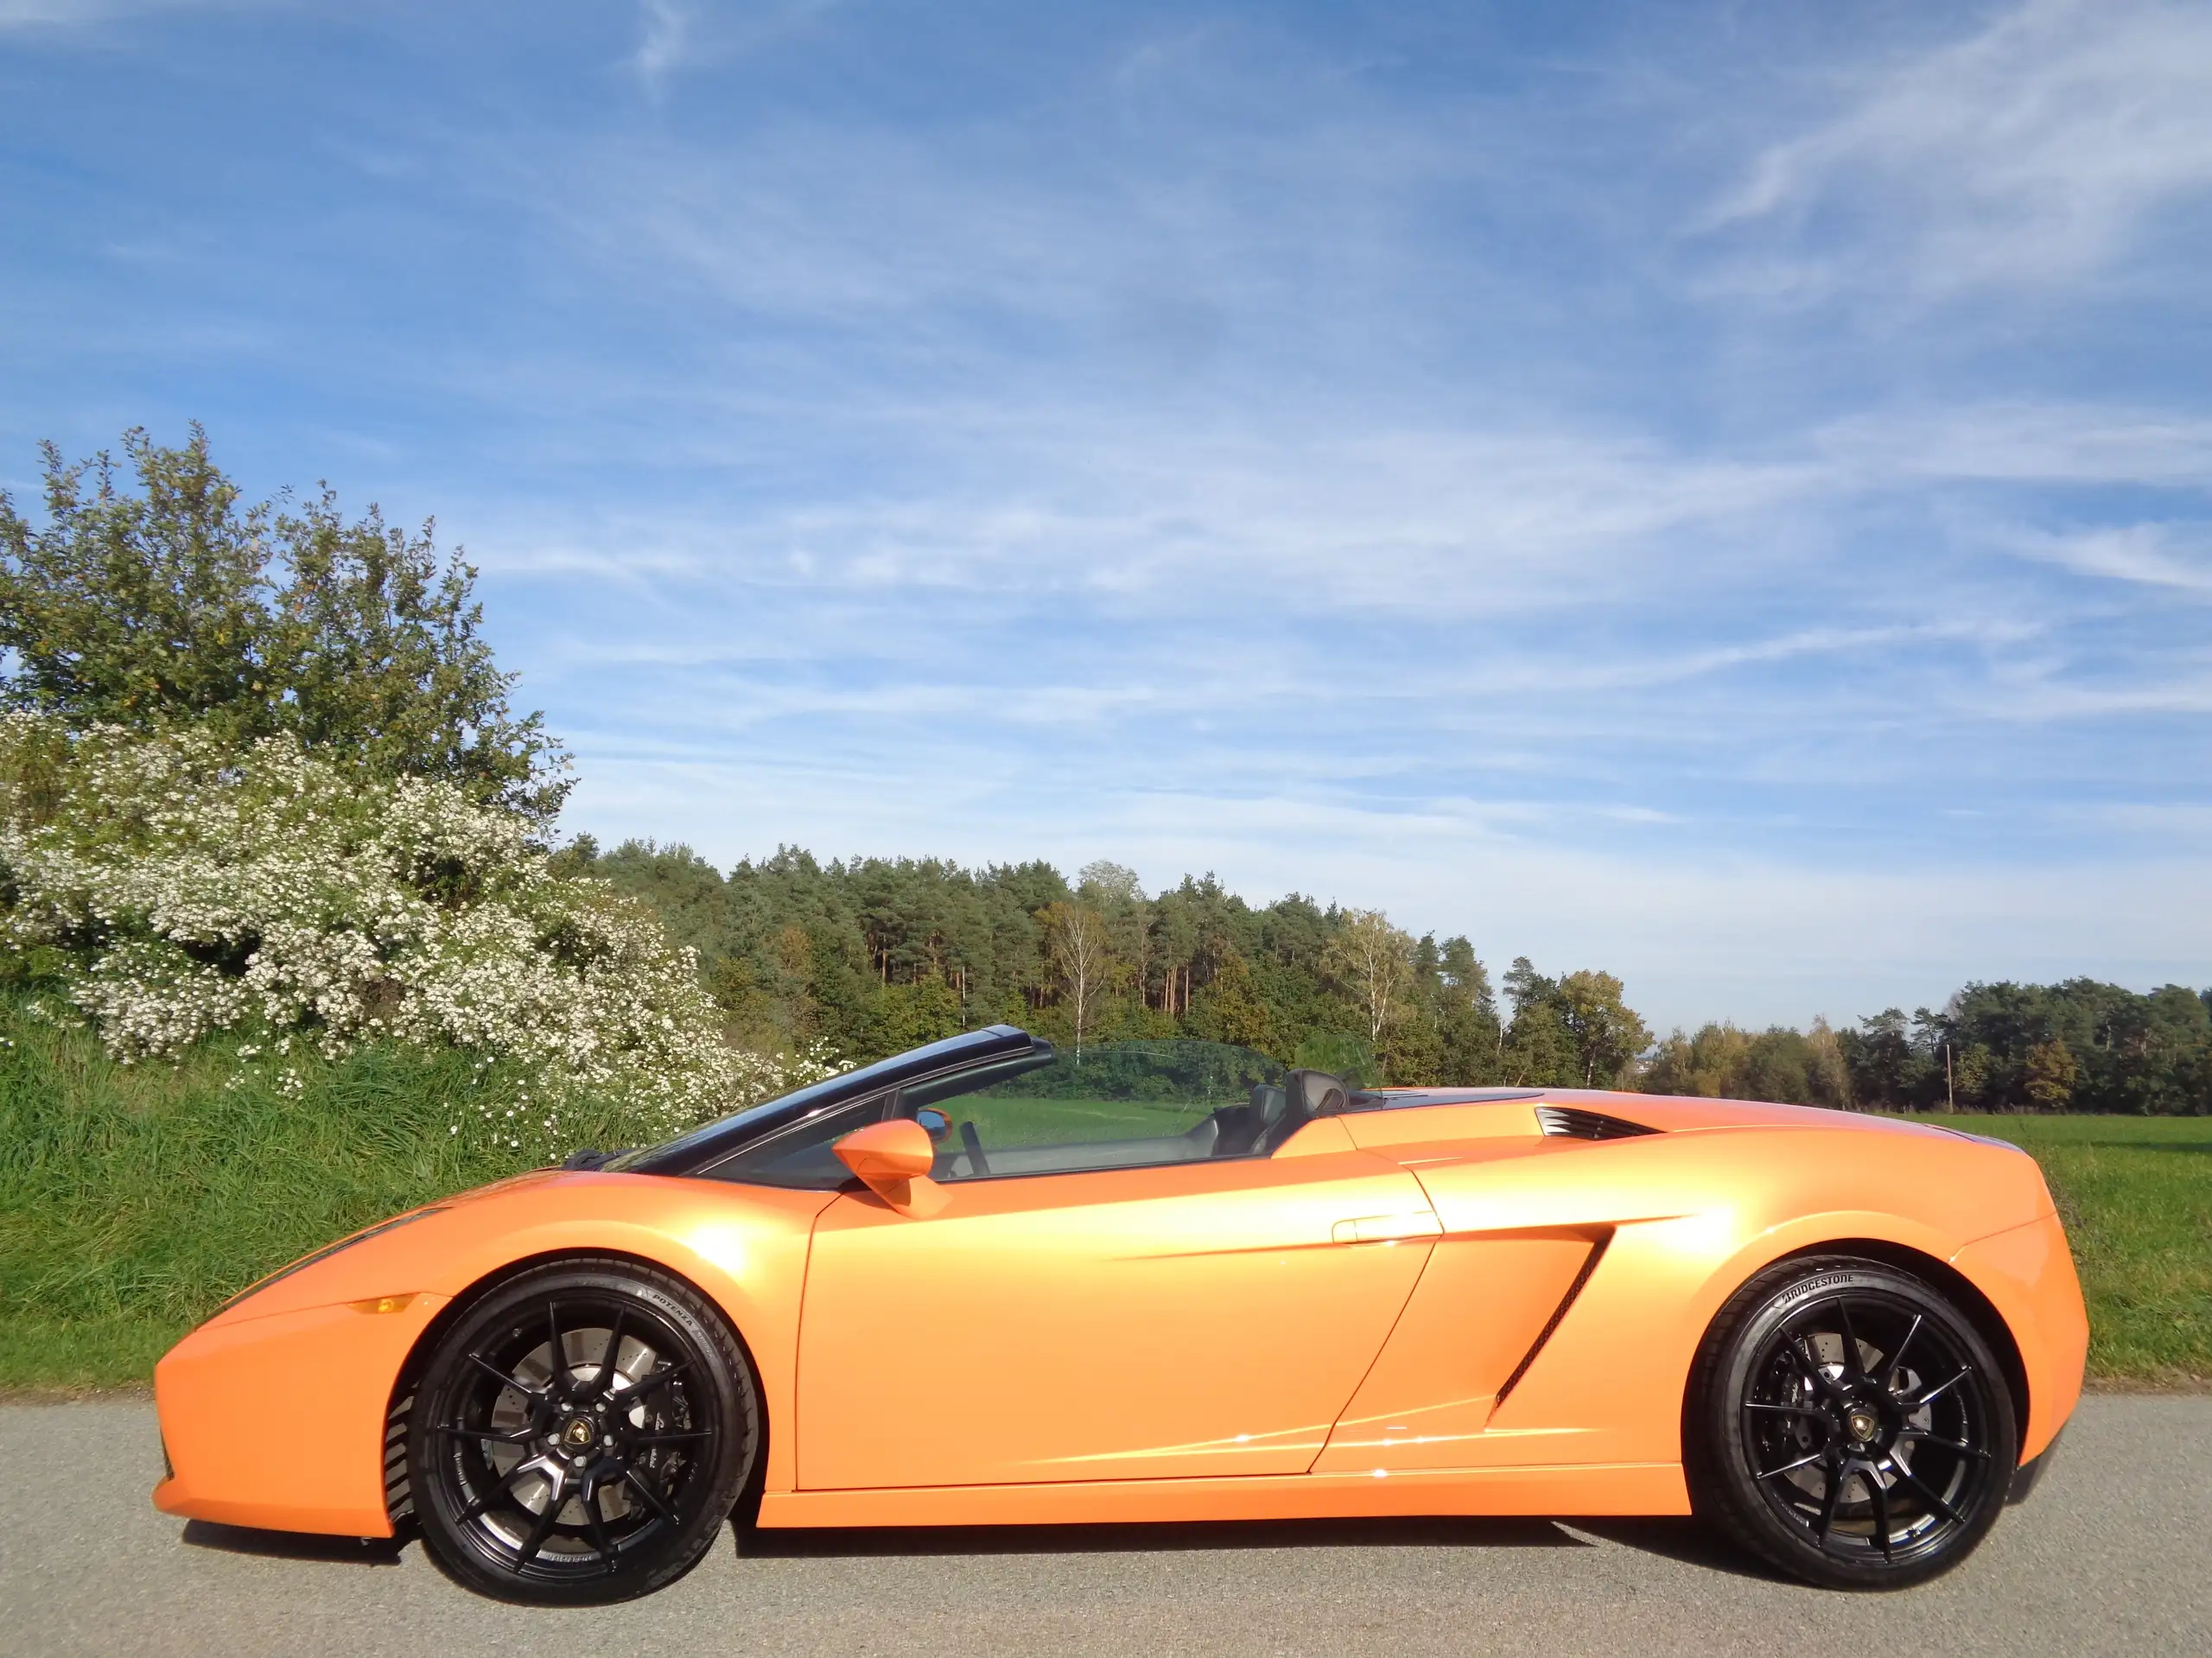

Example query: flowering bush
[0,713,834,1156]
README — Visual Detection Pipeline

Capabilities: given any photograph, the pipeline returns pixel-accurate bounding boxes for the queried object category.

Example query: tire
[407,1257,759,1604]
[1687,1255,2017,1591]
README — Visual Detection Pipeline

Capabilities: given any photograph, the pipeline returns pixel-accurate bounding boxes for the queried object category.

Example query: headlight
[214,1206,448,1314]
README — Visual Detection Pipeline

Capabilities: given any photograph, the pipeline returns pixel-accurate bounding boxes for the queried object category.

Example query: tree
[1553,969,1651,1087]
[1802,1017,1855,1109]
[0,427,568,825]
[1039,900,1115,1058]
[1433,935,1502,1083]
[2022,1039,2080,1112]
[1186,948,1274,1052]
[1642,1019,1855,1109]
[1642,1022,1755,1098]
[1322,908,1416,1046]
[1503,957,1552,1020]
[1077,860,1150,1021]
[1502,998,1581,1086]
[1839,1007,1934,1110]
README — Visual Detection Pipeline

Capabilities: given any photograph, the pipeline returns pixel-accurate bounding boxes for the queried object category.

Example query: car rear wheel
[1688,1255,2017,1590]
[408,1258,758,1604]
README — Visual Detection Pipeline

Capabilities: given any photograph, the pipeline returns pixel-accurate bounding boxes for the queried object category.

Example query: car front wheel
[407,1257,758,1604]
[1688,1255,2017,1590]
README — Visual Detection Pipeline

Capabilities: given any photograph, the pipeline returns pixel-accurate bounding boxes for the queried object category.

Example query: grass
[3,993,2203,1392]
[0,996,538,1391]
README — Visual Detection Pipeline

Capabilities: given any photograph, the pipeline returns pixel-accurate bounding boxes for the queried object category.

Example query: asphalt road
[3,1395,2205,1657]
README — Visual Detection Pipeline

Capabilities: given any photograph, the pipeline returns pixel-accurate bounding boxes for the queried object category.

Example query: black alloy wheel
[1688,1256,2017,1590]
[408,1258,758,1604]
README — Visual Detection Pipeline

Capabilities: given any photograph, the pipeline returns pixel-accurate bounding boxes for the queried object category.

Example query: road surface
[3,1394,2205,1656]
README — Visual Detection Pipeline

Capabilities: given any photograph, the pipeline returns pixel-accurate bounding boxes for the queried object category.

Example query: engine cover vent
[1536,1104,1659,1141]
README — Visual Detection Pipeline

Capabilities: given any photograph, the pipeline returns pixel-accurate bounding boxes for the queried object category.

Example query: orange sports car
[153,1028,2087,1603]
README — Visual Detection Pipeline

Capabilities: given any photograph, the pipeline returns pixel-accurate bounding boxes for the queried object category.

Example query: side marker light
[349,1293,420,1315]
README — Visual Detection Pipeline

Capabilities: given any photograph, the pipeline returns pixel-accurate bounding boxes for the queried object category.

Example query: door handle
[1331,1212,1443,1244]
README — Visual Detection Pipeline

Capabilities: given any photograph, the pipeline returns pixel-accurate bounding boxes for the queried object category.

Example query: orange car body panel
[152,1089,2088,1539]
[798,1145,1437,1487]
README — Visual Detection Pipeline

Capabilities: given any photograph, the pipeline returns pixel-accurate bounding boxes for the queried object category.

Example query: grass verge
[0,995,537,1392]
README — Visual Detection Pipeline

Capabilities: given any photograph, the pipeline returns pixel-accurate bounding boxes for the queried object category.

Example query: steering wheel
[959,1120,990,1178]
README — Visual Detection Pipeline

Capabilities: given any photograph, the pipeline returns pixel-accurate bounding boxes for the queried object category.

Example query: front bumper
[153,1293,448,1537]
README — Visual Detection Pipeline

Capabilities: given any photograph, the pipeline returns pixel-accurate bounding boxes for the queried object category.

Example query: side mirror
[834,1120,947,1217]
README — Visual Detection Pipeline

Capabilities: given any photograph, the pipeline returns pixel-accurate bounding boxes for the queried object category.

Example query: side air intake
[1536,1104,1659,1141]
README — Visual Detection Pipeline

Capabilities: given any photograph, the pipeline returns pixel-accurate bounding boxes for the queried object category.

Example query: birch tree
[1322,908,1416,1046]
[1040,900,1114,1059]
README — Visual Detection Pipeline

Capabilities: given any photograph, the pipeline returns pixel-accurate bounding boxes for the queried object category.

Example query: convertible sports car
[154,1028,2087,1603]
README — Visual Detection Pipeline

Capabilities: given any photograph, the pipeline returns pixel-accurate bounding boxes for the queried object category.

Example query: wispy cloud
[1705,0,2212,301]
[2005,522,2212,595]
[0,0,122,22]
[626,0,843,98]
[629,0,690,97]
[0,0,271,29]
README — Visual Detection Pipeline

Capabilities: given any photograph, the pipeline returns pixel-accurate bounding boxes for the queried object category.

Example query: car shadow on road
[1562,1518,1795,1583]
[734,1514,1586,1559]
[736,1513,1791,1583]
[181,1519,408,1566]
[177,1512,1784,1586]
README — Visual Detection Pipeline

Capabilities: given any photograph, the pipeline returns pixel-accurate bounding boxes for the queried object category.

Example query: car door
[795,1116,1439,1490]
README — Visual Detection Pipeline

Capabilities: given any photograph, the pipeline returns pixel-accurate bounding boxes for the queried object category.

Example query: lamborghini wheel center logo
[563,1418,594,1447]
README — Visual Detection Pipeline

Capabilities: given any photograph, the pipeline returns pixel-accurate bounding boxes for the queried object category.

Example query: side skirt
[754,1462,1689,1528]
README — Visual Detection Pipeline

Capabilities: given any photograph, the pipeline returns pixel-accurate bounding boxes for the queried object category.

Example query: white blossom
[0,714,836,1156]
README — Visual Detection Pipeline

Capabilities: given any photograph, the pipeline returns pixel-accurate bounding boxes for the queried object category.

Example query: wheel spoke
[514,1491,563,1563]
[1746,1401,1829,1418]
[459,1457,540,1521]
[1867,1464,1893,1559]
[435,1422,534,1445]
[597,1307,627,1397]
[1757,1447,1829,1479]
[468,1353,541,1401]
[582,1475,621,1570]
[1786,1334,1847,1405]
[621,1464,679,1525]
[1833,1298,1866,1379]
[630,1429,713,1447]
[1812,1464,1843,1546]
[1887,1458,1965,1525]
[1914,1366,1973,1409]
[547,1302,569,1395]
[1885,1313,1923,1391]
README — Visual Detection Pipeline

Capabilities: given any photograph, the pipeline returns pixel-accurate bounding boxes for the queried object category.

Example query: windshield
[702,1038,1294,1189]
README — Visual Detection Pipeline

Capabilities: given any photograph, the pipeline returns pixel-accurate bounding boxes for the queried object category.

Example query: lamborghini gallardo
[153,1028,2087,1602]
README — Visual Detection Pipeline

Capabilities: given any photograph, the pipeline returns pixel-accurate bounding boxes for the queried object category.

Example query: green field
[1926,1114,2211,1387]
[2,991,2203,1391]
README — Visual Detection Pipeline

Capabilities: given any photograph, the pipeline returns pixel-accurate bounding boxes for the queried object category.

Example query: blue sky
[4,0,2210,1030]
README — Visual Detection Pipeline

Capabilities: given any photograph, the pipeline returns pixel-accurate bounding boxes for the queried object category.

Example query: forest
[574,838,2212,1115]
